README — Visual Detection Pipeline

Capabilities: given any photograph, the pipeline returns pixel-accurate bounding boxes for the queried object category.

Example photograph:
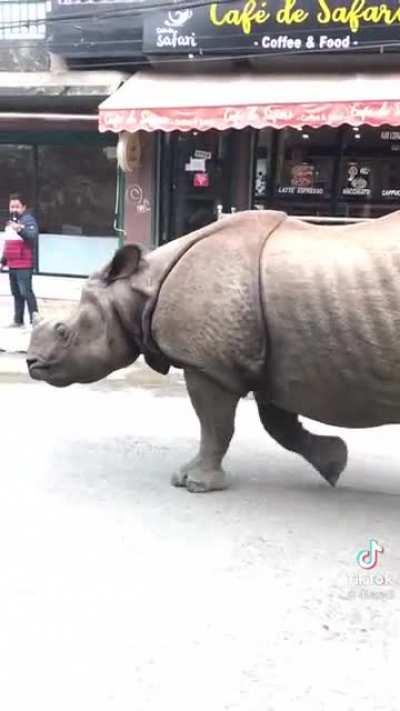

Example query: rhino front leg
[172,368,239,493]
[255,397,348,487]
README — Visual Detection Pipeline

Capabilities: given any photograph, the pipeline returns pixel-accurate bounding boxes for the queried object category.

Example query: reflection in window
[37,144,117,235]
[0,141,117,235]
[0,144,35,223]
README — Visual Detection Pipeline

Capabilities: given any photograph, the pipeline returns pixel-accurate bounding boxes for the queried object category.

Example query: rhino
[27,209,400,492]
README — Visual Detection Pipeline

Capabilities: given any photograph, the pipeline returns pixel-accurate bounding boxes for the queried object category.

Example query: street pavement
[0,273,400,710]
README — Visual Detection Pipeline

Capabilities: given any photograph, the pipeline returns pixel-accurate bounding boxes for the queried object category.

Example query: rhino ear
[102,244,142,284]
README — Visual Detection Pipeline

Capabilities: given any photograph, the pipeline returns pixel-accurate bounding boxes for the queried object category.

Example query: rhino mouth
[27,359,51,379]
[27,358,76,387]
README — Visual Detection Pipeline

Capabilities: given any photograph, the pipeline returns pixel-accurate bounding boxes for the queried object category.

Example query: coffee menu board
[340,158,400,201]
[341,161,372,199]
[271,157,400,203]
[276,160,328,198]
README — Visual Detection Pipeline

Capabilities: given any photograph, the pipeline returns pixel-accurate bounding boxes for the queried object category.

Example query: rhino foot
[171,471,188,488]
[171,457,199,487]
[308,436,348,487]
[171,462,227,493]
[186,471,228,493]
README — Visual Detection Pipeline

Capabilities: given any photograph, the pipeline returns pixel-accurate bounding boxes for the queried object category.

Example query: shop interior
[160,129,234,241]
[162,124,400,241]
[253,124,400,220]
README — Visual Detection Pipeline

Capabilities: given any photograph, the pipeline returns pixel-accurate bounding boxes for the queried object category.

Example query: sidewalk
[0,272,84,354]
[0,272,85,301]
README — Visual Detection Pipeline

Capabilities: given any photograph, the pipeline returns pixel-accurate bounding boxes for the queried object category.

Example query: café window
[0,136,117,236]
[337,125,400,218]
[0,144,35,221]
[0,134,118,276]
[37,143,116,236]
[274,127,338,204]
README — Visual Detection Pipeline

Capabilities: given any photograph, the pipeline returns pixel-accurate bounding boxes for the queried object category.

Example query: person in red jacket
[0,193,39,327]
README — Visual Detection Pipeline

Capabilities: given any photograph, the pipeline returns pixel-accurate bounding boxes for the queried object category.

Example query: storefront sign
[49,0,400,59]
[99,100,400,134]
[143,1,400,55]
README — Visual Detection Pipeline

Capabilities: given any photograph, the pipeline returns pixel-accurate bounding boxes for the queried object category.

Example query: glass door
[164,129,234,241]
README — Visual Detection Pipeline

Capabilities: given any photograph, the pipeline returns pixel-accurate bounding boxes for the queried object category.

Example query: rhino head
[27,245,149,387]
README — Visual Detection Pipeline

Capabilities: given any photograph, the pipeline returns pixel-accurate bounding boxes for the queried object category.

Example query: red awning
[98,70,400,133]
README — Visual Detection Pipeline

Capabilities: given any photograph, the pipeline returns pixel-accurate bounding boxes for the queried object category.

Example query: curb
[0,348,28,354]
[0,325,31,355]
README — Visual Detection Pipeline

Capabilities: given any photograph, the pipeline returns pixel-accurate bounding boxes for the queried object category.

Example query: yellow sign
[209,0,400,35]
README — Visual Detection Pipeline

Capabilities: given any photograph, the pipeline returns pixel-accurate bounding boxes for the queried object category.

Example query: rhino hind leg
[254,397,348,487]
[172,368,239,493]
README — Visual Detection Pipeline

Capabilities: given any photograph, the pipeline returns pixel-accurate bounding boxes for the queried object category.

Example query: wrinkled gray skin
[28,210,400,493]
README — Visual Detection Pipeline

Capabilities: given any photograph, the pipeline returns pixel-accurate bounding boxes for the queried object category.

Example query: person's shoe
[5,322,24,328]
[31,312,40,326]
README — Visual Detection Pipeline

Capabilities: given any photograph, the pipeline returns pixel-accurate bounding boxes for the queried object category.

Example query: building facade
[3,0,400,269]
[0,0,126,275]
[95,0,400,249]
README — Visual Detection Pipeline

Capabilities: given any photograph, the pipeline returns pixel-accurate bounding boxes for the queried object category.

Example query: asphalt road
[0,362,399,710]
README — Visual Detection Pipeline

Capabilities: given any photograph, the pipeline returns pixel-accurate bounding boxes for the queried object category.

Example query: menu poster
[277,161,324,197]
[342,161,371,198]
[291,162,315,188]
[254,158,267,197]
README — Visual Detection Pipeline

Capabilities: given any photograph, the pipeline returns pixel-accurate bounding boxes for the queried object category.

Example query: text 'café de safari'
[209,0,400,35]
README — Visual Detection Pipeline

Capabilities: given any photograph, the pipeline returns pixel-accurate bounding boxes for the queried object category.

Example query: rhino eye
[55,323,68,340]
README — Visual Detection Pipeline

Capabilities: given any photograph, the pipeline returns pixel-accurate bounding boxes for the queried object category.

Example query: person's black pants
[9,269,38,325]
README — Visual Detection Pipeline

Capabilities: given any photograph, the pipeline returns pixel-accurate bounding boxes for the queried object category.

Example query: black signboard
[143,0,400,55]
[47,0,400,59]
[47,0,143,58]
